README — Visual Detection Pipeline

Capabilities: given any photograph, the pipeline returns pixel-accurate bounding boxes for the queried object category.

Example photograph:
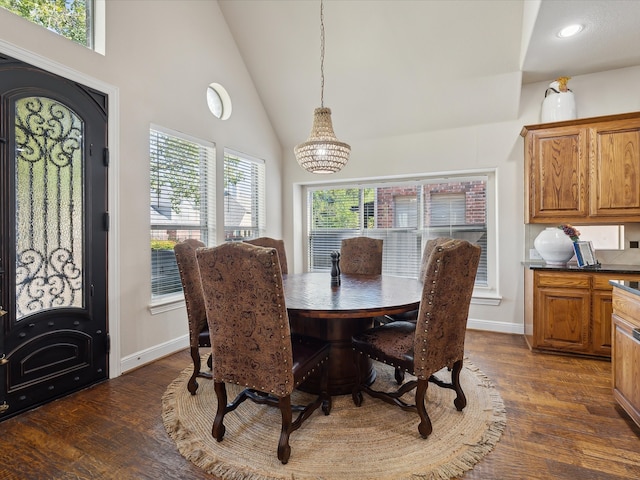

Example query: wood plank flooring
[1,330,638,479]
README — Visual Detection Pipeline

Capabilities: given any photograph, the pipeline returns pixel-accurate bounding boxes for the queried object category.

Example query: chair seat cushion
[291,334,330,386]
[352,321,415,372]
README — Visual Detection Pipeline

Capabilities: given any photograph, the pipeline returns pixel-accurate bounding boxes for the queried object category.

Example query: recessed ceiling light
[557,24,583,38]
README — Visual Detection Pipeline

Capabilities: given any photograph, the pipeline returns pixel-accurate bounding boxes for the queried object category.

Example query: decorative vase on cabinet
[534,227,575,265]
[540,77,577,123]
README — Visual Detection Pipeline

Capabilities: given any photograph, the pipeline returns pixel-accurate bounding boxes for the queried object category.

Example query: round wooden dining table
[282,272,423,395]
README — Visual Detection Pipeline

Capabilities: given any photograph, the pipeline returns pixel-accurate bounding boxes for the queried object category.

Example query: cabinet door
[592,274,640,356]
[525,126,589,222]
[535,286,591,352]
[612,313,640,427]
[590,119,640,219]
[592,290,613,356]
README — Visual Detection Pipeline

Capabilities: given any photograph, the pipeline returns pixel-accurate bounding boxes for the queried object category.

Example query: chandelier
[294,0,350,174]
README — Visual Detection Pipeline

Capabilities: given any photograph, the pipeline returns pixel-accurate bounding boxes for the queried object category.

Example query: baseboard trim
[467,317,524,335]
[120,335,189,374]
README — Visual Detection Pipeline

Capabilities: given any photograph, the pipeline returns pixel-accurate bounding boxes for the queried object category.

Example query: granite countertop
[525,262,640,274]
[610,279,640,296]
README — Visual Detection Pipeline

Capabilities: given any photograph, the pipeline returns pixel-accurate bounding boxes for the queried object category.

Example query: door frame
[0,40,122,378]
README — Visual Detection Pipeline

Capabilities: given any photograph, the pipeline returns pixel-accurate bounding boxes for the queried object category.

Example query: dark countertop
[609,279,640,296]
[525,262,640,274]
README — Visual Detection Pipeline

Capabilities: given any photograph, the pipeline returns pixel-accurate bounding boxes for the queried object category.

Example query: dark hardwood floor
[1,330,638,479]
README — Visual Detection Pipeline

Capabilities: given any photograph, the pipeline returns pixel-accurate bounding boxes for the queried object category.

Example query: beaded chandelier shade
[294,0,350,174]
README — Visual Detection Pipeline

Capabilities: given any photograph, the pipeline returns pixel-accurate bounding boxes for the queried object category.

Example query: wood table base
[289,314,376,395]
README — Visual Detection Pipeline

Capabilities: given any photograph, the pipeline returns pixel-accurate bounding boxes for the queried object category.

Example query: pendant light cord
[320,0,325,108]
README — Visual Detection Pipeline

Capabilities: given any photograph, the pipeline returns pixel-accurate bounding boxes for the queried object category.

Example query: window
[394,195,417,228]
[1,0,94,48]
[207,83,232,120]
[223,149,265,241]
[307,174,490,288]
[150,126,215,299]
[430,193,466,226]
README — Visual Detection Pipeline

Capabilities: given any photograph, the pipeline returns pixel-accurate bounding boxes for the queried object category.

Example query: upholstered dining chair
[174,239,212,395]
[243,236,288,274]
[196,242,331,464]
[339,237,383,275]
[351,239,481,438]
[383,236,455,384]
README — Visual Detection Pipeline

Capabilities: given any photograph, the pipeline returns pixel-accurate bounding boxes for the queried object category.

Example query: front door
[0,53,109,420]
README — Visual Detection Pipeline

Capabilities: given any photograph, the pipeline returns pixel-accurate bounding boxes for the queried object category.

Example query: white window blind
[224,149,266,241]
[150,126,216,298]
[307,176,488,286]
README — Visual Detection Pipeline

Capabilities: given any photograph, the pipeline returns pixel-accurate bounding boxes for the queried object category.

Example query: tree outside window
[0,0,92,47]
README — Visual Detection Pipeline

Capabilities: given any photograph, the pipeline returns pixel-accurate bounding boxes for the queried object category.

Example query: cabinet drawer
[593,274,640,290]
[536,272,591,288]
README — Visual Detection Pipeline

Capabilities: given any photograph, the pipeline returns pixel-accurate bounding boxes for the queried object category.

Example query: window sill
[149,293,185,315]
[471,291,502,306]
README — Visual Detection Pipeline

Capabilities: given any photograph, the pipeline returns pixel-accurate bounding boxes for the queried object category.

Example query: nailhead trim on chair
[417,250,442,374]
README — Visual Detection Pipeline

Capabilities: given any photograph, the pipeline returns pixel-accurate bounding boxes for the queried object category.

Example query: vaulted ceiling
[218,0,640,151]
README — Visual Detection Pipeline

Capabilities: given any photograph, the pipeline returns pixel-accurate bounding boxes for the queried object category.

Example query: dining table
[282,272,423,395]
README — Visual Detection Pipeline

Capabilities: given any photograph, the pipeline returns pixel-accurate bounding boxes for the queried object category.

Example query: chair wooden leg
[451,359,467,411]
[207,353,213,370]
[188,346,201,395]
[320,359,332,415]
[351,353,364,407]
[415,378,433,438]
[212,381,228,442]
[277,395,293,464]
[394,367,405,385]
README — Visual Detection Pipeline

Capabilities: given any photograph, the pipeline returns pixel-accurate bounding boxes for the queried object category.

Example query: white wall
[0,1,283,373]
[282,65,640,334]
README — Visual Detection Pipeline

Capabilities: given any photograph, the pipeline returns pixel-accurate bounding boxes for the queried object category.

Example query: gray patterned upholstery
[244,236,288,274]
[196,242,331,464]
[174,239,211,395]
[351,239,481,438]
[340,237,383,275]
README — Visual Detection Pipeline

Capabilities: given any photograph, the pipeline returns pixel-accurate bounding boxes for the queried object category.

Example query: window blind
[150,126,215,298]
[307,176,488,286]
[224,149,266,241]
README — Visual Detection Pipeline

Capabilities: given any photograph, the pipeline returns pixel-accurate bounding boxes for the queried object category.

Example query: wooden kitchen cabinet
[528,271,591,354]
[522,112,640,224]
[611,283,640,428]
[524,268,640,358]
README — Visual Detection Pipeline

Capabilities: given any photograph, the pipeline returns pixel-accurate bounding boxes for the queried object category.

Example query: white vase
[541,86,577,123]
[534,227,575,265]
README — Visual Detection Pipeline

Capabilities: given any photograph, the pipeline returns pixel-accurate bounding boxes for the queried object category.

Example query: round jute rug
[162,358,506,480]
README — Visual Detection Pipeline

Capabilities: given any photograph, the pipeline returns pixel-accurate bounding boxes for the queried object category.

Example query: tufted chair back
[174,238,212,394]
[340,237,383,275]
[243,236,288,274]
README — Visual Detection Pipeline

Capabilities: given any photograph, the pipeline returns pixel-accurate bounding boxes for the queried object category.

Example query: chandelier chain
[320,0,325,107]
[294,0,350,174]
